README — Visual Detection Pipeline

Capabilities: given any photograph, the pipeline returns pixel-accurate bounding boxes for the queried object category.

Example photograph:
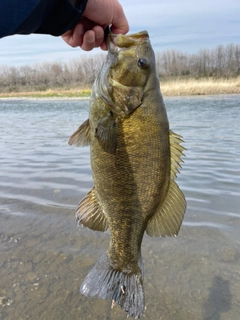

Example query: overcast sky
[0,0,240,66]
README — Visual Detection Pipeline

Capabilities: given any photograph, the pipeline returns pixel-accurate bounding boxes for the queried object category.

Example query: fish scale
[68,30,186,318]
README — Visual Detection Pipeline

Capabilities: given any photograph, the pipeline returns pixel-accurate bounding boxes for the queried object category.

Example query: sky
[0,0,240,66]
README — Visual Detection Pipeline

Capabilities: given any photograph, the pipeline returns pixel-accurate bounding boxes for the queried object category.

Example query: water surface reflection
[0,95,240,320]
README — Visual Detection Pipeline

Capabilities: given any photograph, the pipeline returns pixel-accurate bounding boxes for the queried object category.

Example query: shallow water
[0,95,240,320]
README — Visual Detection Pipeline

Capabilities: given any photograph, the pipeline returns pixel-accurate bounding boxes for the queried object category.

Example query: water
[0,95,240,320]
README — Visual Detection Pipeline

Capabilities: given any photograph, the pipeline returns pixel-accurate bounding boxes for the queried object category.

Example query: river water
[0,95,240,320]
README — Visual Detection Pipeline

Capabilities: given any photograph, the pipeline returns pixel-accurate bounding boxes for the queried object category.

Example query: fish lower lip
[107,35,118,53]
[107,30,150,52]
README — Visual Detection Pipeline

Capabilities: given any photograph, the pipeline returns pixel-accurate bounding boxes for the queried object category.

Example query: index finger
[111,3,129,34]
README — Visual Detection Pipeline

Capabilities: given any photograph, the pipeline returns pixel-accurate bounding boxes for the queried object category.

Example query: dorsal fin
[68,119,91,146]
[146,180,186,237]
[76,187,109,232]
[169,130,185,179]
[146,130,186,237]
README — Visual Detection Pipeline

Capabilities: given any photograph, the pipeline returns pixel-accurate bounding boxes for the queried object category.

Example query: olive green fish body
[69,31,186,318]
[91,94,170,270]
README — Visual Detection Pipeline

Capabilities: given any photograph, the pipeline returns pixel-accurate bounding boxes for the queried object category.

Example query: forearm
[0,0,88,38]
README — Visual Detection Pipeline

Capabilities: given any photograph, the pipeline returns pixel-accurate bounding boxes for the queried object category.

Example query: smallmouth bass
[69,30,186,318]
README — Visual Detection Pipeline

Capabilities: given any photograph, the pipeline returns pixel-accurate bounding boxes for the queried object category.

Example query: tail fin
[80,252,145,318]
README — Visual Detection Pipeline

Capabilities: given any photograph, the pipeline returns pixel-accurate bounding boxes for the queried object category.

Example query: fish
[68,30,186,318]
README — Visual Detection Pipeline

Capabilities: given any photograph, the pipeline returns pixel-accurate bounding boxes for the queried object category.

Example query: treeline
[0,54,106,93]
[0,43,239,93]
[156,43,240,79]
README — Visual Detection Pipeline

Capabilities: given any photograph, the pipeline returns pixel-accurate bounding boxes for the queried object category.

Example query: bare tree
[0,44,239,93]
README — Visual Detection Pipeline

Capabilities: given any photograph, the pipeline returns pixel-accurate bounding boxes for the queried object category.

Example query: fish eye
[138,58,148,68]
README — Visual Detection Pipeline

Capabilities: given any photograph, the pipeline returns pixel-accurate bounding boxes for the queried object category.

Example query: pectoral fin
[95,112,117,154]
[76,187,108,232]
[68,119,91,146]
[146,180,186,237]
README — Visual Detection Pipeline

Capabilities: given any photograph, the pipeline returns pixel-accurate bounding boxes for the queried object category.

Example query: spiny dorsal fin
[76,187,108,232]
[146,180,186,237]
[169,130,185,179]
[68,119,91,146]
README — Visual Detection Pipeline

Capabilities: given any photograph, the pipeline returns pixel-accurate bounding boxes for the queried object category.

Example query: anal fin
[76,187,108,232]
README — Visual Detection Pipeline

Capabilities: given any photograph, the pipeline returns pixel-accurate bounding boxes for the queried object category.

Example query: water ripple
[1,96,240,320]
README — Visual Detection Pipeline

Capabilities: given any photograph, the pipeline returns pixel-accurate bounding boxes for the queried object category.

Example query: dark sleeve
[0,0,88,39]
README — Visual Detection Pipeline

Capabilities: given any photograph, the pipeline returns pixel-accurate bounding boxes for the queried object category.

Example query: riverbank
[160,77,240,96]
[0,89,92,99]
[0,77,239,99]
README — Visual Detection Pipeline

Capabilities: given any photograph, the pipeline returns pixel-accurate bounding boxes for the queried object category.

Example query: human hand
[62,0,129,51]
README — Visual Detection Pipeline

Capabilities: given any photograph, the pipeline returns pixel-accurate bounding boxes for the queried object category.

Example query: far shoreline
[0,77,239,99]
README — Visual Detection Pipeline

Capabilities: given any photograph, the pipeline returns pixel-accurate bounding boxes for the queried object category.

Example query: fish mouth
[106,29,149,53]
[98,29,149,115]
